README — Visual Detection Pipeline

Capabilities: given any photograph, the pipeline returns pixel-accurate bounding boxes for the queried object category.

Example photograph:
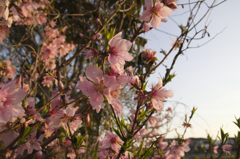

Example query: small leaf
[143,81,148,91]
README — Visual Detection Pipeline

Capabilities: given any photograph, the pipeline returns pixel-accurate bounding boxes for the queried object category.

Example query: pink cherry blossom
[222,144,233,155]
[108,32,133,65]
[17,131,44,156]
[140,0,172,28]
[213,145,219,154]
[82,49,99,59]
[149,116,158,126]
[0,80,27,123]
[41,75,56,87]
[142,48,157,63]
[150,78,173,111]
[77,65,105,112]
[102,131,123,152]
[143,22,150,32]
[103,76,124,116]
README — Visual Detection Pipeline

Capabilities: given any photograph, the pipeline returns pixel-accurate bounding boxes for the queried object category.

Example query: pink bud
[86,114,90,123]
[79,33,85,38]
[87,29,91,33]
[92,33,101,40]
[96,18,102,25]
[58,81,64,90]
[143,22,150,32]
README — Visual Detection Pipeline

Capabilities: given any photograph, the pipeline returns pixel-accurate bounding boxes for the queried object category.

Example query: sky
[140,0,240,138]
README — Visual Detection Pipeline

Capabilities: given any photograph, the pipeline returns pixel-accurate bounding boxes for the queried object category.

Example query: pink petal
[104,75,117,88]
[150,15,161,29]
[108,32,122,47]
[117,51,133,62]
[111,143,120,152]
[139,10,151,21]
[91,103,105,113]
[76,78,95,96]
[86,65,103,83]
[110,98,123,116]
[153,78,162,91]
[14,89,27,102]
[145,0,153,8]
[89,92,104,106]
[116,39,132,52]
[151,98,163,111]
[159,6,172,18]
[108,54,118,65]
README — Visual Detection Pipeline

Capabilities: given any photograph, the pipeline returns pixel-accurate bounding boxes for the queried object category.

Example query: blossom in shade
[108,32,133,65]
[41,75,56,87]
[213,145,219,154]
[103,76,124,116]
[139,0,172,28]
[92,33,101,40]
[222,144,233,155]
[0,80,27,123]
[77,65,105,113]
[82,49,99,59]
[102,131,123,153]
[96,18,102,25]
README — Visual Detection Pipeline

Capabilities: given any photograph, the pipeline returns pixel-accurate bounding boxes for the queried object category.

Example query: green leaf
[59,126,69,137]
[113,127,121,138]
[92,142,99,159]
[143,81,148,91]
[136,140,143,157]
[233,117,240,129]
[19,126,33,144]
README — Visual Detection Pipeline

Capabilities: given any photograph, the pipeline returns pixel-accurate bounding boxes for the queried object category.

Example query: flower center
[110,89,120,99]
[150,6,160,16]
[109,47,118,55]
[94,80,105,92]
[110,137,117,144]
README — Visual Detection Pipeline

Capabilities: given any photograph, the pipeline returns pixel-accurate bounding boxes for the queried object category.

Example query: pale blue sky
[141,0,240,138]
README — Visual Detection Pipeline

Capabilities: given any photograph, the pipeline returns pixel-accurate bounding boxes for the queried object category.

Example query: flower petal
[86,65,103,83]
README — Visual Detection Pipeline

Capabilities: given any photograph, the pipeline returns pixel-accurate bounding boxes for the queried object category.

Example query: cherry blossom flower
[102,131,123,152]
[108,32,133,65]
[213,145,219,154]
[182,122,192,128]
[41,75,56,87]
[150,78,174,111]
[103,78,123,116]
[0,80,27,123]
[222,144,233,155]
[17,131,44,156]
[149,116,158,126]
[143,22,150,32]
[140,0,172,28]
[82,49,99,59]
[77,65,105,112]
[158,136,168,150]
[142,48,158,63]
